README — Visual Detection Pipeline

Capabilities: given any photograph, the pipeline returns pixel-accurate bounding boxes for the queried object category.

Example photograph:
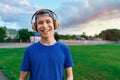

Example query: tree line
[99,29,120,41]
[0,26,120,42]
[0,26,34,42]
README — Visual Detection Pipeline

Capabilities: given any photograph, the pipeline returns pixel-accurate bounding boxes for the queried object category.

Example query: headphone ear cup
[32,23,37,31]
[54,20,59,29]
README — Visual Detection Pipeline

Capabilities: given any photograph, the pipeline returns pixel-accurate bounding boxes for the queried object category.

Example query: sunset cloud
[57,0,120,29]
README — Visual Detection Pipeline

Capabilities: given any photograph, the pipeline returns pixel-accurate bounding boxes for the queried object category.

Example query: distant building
[94,37,102,40]
[75,35,81,40]
[30,32,41,43]
[75,35,86,40]
[6,29,18,39]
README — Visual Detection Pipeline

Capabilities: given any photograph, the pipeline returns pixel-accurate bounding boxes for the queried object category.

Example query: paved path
[0,70,8,80]
[0,43,32,48]
[0,40,115,48]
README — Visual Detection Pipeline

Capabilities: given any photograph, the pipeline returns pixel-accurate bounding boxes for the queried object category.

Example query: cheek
[37,25,42,29]
[50,23,54,29]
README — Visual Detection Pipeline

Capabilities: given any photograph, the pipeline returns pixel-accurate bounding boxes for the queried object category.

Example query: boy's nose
[42,22,48,28]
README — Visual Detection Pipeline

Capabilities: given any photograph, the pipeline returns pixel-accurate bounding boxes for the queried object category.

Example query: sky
[0,0,120,36]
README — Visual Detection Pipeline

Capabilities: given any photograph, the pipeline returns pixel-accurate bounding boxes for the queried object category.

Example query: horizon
[4,27,120,36]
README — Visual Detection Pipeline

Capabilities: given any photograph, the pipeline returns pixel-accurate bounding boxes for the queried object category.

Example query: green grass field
[0,44,120,80]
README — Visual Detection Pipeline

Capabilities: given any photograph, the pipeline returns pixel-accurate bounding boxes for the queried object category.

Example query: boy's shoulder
[57,41,69,49]
[26,41,40,50]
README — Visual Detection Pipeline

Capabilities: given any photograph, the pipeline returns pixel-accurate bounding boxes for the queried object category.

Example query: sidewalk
[0,70,8,80]
[0,43,32,48]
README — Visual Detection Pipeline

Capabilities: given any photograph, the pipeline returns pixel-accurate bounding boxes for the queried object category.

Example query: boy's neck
[40,37,56,46]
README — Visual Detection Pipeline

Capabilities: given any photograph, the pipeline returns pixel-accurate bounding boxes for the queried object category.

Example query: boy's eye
[46,20,51,23]
[38,22,43,24]
[37,20,52,25]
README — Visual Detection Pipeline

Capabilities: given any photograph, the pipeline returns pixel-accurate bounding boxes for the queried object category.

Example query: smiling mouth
[41,29,50,33]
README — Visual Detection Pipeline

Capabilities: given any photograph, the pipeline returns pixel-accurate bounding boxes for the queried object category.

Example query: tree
[54,32,59,41]
[0,26,6,42]
[18,29,34,42]
[99,29,120,41]
[81,32,88,40]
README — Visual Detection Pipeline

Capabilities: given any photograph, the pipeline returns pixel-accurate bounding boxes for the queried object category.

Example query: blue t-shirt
[21,41,74,80]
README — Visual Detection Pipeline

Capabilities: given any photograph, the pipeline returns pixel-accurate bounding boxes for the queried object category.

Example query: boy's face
[36,16,54,39]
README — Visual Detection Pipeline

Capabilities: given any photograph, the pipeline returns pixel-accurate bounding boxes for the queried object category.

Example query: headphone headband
[31,9,58,24]
[31,9,59,31]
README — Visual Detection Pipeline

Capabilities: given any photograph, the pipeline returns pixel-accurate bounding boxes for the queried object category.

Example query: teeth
[41,29,50,32]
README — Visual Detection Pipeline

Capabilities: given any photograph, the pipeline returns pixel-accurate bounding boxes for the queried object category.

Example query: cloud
[56,0,120,29]
[0,0,41,30]
[0,0,39,10]
[0,4,19,22]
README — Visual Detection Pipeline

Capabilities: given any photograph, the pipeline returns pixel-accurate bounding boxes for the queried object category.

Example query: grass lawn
[0,48,25,80]
[0,44,120,80]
